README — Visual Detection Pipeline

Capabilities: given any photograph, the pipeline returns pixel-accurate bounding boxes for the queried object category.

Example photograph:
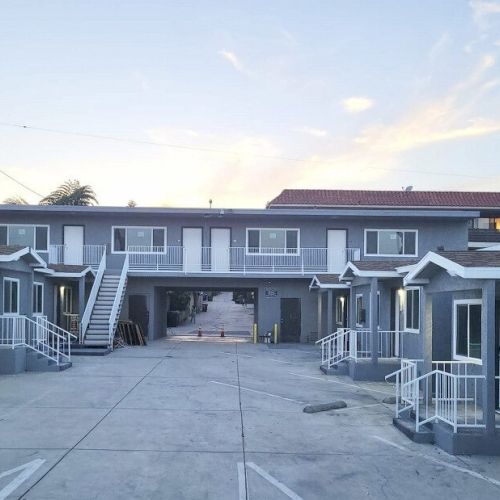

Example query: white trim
[452,298,482,364]
[364,228,418,257]
[245,227,300,256]
[404,286,420,333]
[308,275,349,290]
[111,226,167,254]
[338,261,402,280]
[3,277,20,315]
[404,251,500,285]
[0,224,50,252]
[32,282,44,316]
[0,247,47,267]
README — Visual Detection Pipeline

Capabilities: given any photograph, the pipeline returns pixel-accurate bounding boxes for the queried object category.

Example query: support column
[481,280,496,435]
[349,285,355,329]
[78,277,86,322]
[370,278,379,365]
[326,289,333,336]
[317,292,323,340]
[422,290,433,375]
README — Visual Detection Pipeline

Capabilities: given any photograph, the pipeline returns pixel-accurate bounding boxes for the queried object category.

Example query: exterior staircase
[84,271,127,346]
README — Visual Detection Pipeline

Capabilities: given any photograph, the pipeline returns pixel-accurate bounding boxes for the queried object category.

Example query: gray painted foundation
[0,347,27,374]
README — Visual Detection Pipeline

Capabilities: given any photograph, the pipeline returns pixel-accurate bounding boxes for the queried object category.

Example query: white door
[64,226,84,265]
[183,228,202,272]
[327,230,347,273]
[211,228,230,272]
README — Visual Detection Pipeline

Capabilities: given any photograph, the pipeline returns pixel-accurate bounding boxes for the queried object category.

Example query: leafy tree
[40,180,98,206]
[2,196,28,205]
[127,200,137,207]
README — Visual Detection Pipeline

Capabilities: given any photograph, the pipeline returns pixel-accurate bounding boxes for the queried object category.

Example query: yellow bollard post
[252,323,258,344]
[273,323,278,344]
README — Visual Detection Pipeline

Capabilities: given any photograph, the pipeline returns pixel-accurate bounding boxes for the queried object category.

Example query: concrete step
[26,351,72,372]
[70,344,111,356]
[393,417,434,444]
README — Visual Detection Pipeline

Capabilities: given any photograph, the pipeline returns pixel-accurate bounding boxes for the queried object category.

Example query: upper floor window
[112,227,166,253]
[0,225,49,252]
[470,217,500,231]
[404,287,420,333]
[246,228,299,255]
[32,282,44,315]
[3,278,19,315]
[364,229,417,257]
[453,299,481,362]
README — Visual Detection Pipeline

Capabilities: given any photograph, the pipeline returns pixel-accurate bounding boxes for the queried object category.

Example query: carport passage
[0,340,499,499]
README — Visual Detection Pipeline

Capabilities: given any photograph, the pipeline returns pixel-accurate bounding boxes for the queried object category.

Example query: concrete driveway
[1,339,500,499]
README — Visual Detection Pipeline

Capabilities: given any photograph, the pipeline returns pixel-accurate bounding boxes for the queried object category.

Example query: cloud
[219,50,249,75]
[429,32,451,62]
[341,97,375,113]
[297,127,328,138]
[470,1,500,28]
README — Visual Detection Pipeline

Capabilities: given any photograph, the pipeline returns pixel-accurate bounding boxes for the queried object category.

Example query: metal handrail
[80,252,106,342]
[108,254,129,348]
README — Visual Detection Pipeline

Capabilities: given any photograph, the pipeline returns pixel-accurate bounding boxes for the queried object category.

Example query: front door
[327,230,347,273]
[211,228,230,272]
[183,228,202,272]
[64,226,84,265]
[280,298,301,342]
[129,295,149,337]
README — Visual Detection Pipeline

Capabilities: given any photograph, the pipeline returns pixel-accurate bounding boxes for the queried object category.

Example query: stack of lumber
[117,321,147,346]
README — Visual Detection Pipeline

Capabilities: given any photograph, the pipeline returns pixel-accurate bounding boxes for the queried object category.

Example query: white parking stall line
[245,462,304,500]
[0,459,46,500]
[210,381,306,404]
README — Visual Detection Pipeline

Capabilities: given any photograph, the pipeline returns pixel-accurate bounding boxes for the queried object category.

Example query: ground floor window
[33,282,44,315]
[355,294,364,326]
[405,287,420,333]
[3,278,20,315]
[453,299,482,362]
[336,296,345,325]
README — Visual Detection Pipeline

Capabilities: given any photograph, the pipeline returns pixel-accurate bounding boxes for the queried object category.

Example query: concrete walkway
[169,292,254,336]
[0,340,500,499]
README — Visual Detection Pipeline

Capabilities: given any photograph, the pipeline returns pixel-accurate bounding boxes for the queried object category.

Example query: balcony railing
[126,246,360,274]
[48,245,106,268]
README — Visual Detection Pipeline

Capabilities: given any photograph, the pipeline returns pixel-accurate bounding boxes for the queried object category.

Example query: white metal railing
[48,244,106,267]
[127,246,360,274]
[317,328,402,368]
[80,252,106,342]
[0,315,73,365]
[388,359,488,433]
[386,359,422,417]
[108,254,129,348]
[316,328,350,367]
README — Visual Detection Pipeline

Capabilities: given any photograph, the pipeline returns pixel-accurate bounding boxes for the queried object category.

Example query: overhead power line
[0,169,44,198]
[0,121,498,181]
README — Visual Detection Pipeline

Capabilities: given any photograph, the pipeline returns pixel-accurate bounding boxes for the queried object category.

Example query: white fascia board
[355,270,401,278]
[0,247,47,268]
[338,262,359,281]
[309,276,321,289]
[34,267,54,275]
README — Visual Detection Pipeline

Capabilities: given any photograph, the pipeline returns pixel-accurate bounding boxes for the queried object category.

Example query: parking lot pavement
[1,340,500,499]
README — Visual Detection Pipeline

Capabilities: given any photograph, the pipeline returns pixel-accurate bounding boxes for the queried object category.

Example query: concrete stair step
[393,416,434,444]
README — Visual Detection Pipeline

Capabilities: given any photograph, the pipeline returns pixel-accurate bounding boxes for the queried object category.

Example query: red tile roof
[267,189,500,209]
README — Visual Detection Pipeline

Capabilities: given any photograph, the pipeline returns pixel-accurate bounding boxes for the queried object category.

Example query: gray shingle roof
[47,264,90,273]
[314,274,342,285]
[351,259,418,271]
[436,251,500,268]
[0,245,25,255]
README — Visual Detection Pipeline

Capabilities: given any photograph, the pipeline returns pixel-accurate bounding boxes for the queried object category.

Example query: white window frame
[111,226,167,254]
[32,282,44,316]
[452,299,482,364]
[355,293,364,327]
[3,278,20,315]
[245,228,300,256]
[404,287,421,334]
[0,224,50,252]
[364,229,418,257]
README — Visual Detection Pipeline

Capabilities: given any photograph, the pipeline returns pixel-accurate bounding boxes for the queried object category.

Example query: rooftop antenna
[404,185,413,192]
[209,199,213,209]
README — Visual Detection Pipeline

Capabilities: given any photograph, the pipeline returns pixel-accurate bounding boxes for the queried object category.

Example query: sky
[0,0,500,208]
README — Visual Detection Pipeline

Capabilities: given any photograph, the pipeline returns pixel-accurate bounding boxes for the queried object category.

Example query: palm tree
[40,180,98,206]
[2,196,29,205]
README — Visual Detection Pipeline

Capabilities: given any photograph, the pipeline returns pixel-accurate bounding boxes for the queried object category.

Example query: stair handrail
[80,251,106,342]
[108,253,129,348]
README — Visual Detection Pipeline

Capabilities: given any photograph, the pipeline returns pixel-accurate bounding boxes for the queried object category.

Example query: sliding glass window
[246,228,299,255]
[112,227,166,253]
[0,225,49,251]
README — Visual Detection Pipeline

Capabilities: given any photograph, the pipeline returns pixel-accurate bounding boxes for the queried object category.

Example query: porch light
[397,288,405,310]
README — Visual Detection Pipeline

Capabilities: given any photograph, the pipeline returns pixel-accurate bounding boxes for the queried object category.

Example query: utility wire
[0,168,44,197]
[0,121,498,181]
